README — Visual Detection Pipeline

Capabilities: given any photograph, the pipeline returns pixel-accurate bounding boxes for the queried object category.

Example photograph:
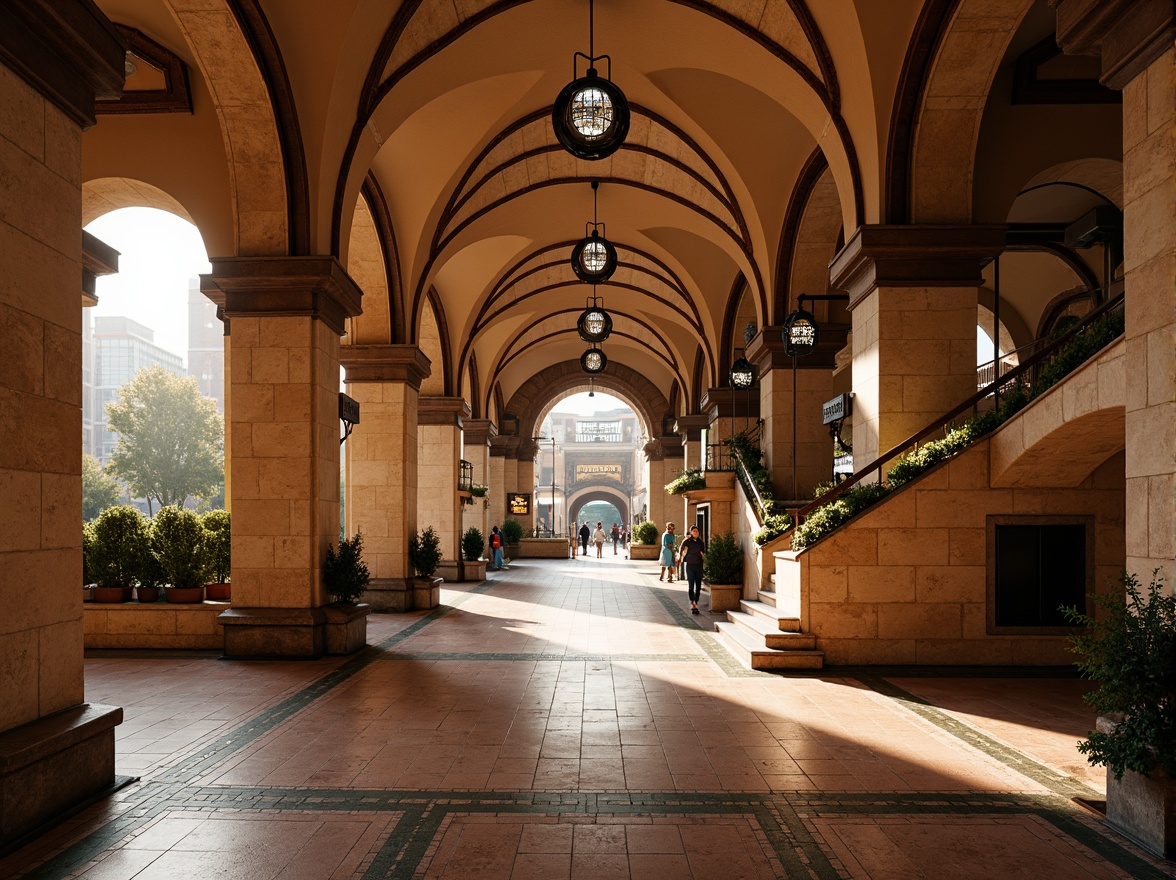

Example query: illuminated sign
[507,493,531,515]
[574,463,623,483]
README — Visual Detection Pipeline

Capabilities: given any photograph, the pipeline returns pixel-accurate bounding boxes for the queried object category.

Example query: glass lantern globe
[581,347,607,374]
[577,304,612,343]
[729,356,755,389]
[571,230,617,283]
[552,71,630,160]
[782,306,819,357]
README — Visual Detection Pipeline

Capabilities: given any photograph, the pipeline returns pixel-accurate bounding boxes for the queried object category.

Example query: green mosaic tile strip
[859,676,1101,801]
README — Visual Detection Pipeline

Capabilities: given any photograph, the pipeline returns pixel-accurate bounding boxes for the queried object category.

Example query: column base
[0,703,123,852]
[218,607,326,658]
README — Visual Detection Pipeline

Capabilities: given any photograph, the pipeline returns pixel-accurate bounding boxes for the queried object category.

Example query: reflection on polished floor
[4,557,1171,879]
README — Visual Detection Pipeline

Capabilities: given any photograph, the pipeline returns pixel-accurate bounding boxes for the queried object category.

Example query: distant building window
[987,516,1092,633]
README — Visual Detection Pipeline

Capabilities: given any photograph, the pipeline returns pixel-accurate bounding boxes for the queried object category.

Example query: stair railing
[793,290,1125,527]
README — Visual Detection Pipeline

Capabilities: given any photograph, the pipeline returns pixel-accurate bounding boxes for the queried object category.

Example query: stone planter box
[412,577,442,610]
[437,559,486,582]
[1106,765,1175,858]
[517,537,570,558]
[706,583,742,612]
[84,602,225,649]
[629,544,660,560]
[322,602,370,655]
[361,578,412,613]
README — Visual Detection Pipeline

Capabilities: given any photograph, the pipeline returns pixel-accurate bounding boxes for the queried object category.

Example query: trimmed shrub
[202,509,231,583]
[665,468,705,495]
[409,526,442,578]
[324,531,370,604]
[462,527,484,562]
[633,521,658,545]
[753,513,793,546]
[87,505,152,589]
[152,506,208,590]
[703,532,742,584]
[501,518,524,546]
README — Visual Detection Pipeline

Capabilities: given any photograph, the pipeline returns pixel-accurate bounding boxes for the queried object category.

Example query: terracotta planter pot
[92,586,133,603]
[165,586,205,603]
[204,582,231,601]
[136,586,162,603]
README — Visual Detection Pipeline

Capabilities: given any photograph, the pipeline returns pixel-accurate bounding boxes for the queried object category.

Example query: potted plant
[1064,570,1176,858]
[152,506,207,603]
[87,505,151,603]
[321,531,371,654]
[702,532,743,612]
[202,509,231,600]
[501,518,523,551]
[469,483,488,498]
[461,527,487,582]
[136,542,166,603]
[408,526,443,610]
[629,520,660,560]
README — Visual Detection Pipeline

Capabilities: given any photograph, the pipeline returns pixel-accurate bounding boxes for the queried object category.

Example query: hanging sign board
[339,393,360,424]
[822,393,851,425]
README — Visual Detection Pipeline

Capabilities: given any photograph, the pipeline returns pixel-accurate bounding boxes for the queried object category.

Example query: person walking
[579,522,590,556]
[678,525,706,615]
[488,525,505,571]
[658,522,676,582]
[593,522,606,558]
[610,523,620,555]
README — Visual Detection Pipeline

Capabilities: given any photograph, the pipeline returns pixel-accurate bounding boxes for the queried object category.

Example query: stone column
[674,416,708,527]
[201,275,231,513]
[464,419,495,546]
[489,436,510,529]
[209,257,362,658]
[0,0,124,848]
[1055,0,1176,584]
[829,226,1005,466]
[417,397,469,569]
[340,345,431,611]
[643,438,679,529]
[515,440,539,535]
[747,327,843,500]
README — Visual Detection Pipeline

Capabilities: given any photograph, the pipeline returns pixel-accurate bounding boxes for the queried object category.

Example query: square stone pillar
[209,257,362,658]
[747,327,843,500]
[0,0,125,849]
[830,226,1005,466]
[489,436,510,530]
[464,419,495,544]
[515,439,538,535]
[418,397,470,567]
[643,437,681,530]
[700,387,761,458]
[1056,0,1176,586]
[341,345,430,610]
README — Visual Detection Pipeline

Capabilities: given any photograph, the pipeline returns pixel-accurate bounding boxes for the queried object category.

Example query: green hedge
[665,468,705,494]
[791,483,891,551]
[633,521,659,544]
[753,513,793,546]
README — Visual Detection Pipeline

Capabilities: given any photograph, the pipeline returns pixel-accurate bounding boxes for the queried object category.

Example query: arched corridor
[3,558,1165,878]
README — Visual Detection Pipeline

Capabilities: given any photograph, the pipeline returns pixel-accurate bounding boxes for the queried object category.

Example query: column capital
[700,387,761,421]
[418,396,471,427]
[516,439,540,460]
[490,435,520,458]
[463,419,497,448]
[209,256,363,335]
[1053,0,1175,89]
[746,325,850,371]
[674,414,710,442]
[830,225,1006,308]
[0,0,125,129]
[82,230,118,308]
[340,344,431,390]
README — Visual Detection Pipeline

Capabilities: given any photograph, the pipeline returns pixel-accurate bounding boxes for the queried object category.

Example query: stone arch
[83,177,198,228]
[775,153,845,325]
[568,488,631,529]
[889,0,1036,224]
[345,192,391,346]
[163,0,298,255]
[506,363,669,444]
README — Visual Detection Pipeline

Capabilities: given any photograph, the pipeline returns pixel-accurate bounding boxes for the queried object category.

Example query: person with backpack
[489,525,505,570]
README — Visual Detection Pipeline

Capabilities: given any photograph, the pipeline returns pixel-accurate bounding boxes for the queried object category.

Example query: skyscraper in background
[187,278,224,413]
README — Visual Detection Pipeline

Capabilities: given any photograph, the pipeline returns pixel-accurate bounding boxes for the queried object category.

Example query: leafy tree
[106,365,223,513]
[82,454,121,522]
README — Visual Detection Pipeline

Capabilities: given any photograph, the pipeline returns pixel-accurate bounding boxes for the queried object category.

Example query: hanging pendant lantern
[552,0,630,161]
[577,290,613,343]
[571,181,618,283]
[729,355,755,389]
[581,346,607,374]
[782,296,819,357]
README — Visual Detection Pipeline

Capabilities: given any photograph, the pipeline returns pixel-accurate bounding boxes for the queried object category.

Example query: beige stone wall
[759,367,835,500]
[852,287,977,466]
[229,315,341,609]
[84,605,224,649]
[1122,47,1176,585]
[345,380,418,580]
[488,454,506,531]
[779,441,1125,665]
[645,457,668,528]
[417,424,461,560]
[0,64,87,732]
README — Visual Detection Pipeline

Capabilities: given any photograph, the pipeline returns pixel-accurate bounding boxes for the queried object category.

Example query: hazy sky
[550,391,632,416]
[84,207,211,364]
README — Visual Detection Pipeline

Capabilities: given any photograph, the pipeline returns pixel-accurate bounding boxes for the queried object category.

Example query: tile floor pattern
[3,556,1173,879]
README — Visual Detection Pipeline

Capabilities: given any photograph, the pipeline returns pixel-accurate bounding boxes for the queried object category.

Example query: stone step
[741,599,801,632]
[725,611,817,650]
[714,621,824,670]
[757,589,778,606]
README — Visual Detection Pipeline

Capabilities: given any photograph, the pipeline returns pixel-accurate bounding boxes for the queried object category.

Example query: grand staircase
[713,575,824,670]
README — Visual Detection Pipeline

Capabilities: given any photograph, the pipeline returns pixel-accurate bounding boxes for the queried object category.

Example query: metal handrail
[794,291,1125,525]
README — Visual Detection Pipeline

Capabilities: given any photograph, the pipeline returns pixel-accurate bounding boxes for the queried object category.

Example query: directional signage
[822,393,852,425]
